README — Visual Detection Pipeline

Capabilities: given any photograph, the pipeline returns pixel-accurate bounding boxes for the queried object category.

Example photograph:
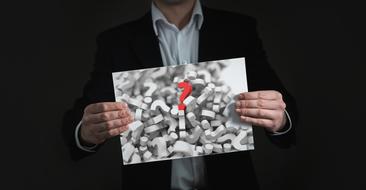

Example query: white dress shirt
[152,1,207,189]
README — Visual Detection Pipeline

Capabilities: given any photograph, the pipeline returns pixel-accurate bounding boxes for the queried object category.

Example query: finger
[85,109,132,124]
[235,99,286,110]
[94,119,123,133]
[235,108,280,120]
[85,102,128,114]
[121,114,134,126]
[239,91,282,100]
[99,116,133,132]
[100,125,129,139]
[240,116,274,129]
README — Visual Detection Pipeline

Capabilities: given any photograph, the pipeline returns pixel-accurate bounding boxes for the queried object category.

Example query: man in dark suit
[63,0,297,189]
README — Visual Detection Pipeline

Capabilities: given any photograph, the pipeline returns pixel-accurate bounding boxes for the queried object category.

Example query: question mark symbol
[143,82,158,104]
[178,81,192,110]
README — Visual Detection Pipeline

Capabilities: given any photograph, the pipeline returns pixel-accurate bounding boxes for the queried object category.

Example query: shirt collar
[151,0,204,36]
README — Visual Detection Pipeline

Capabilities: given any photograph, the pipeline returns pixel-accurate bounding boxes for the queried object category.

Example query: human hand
[80,102,134,145]
[235,90,287,133]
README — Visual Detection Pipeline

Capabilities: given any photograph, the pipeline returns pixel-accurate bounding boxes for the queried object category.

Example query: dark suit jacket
[62,5,297,190]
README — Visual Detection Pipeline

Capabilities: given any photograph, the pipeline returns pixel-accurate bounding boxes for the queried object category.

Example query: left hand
[235,90,287,133]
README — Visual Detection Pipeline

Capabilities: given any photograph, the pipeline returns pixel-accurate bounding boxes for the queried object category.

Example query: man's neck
[154,0,196,29]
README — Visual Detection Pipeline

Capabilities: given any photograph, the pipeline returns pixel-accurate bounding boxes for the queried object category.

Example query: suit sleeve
[245,18,298,148]
[62,33,116,160]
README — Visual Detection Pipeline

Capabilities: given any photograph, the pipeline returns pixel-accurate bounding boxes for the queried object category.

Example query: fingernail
[235,101,241,107]
[235,109,241,113]
[120,127,126,133]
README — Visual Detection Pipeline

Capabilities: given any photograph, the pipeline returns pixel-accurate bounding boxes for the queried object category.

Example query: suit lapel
[199,6,241,62]
[198,8,210,62]
[199,7,219,62]
[131,12,164,69]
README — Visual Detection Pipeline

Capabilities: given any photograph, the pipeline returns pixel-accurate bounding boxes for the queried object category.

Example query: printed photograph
[112,57,254,165]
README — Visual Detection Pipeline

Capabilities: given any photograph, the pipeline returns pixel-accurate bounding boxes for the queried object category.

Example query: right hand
[80,102,134,145]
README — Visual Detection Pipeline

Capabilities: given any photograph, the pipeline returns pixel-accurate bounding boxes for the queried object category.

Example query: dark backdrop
[2,0,365,190]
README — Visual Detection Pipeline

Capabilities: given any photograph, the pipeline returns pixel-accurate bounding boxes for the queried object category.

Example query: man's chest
[108,33,252,72]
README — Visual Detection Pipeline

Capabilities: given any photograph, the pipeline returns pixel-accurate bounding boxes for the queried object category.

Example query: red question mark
[178,81,192,111]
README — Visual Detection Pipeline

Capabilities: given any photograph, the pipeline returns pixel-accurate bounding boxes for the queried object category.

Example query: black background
[2,0,365,189]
